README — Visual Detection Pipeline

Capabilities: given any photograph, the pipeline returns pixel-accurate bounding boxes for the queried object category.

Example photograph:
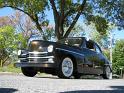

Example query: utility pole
[120,67,123,78]
[109,30,114,79]
[108,23,115,79]
[110,31,113,64]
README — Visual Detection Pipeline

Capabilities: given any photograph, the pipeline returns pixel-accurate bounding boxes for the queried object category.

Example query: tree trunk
[55,23,64,40]
[50,0,87,40]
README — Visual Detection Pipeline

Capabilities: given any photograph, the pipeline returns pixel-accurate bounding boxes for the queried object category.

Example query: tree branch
[1,5,48,40]
[1,6,33,19]
[49,0,59,18]
[64,0,87,38]
[49,0,61,39]
[33,14,47,40]
[2,56,9,66]
[60,0,65,19]
[60,0,65,35]
[64,10,72,20]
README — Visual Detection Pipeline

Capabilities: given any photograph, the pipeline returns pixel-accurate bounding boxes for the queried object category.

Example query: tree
[0,12,34,47]
[113,40,124,74]
[0,26,25,67]
[94,0,124,30]
[42,25,55,41]
[10,11,56,41]
[49,0,87,39]
[68,24,86,37]
[88,22,108,47]
[0,16,14,27]
[0,0,48,40]
[10,11,38,42]
[90,30,109,47]
[0,0,123,40]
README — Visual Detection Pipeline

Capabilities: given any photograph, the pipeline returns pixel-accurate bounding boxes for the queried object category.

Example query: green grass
[0,63,21,73]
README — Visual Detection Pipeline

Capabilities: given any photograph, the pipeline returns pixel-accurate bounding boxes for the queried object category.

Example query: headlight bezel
[18,50,22,55]
[47,45,54,52]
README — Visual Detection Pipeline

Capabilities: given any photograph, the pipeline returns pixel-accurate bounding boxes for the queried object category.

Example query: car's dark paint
[14,37,112,78]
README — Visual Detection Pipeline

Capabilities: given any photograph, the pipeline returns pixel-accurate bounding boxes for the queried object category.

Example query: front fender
[55,48,85,70]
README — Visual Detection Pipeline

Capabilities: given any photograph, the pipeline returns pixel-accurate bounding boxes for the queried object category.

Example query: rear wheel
[102,66,112,79]
[21,67,37,77]
[58,57,74,79]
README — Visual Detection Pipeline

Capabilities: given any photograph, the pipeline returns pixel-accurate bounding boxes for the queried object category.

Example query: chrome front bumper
[14,62,55,68]
[15,51,55,68]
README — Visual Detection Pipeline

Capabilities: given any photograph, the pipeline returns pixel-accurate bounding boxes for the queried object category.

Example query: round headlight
[18,50,22,55]
[47,45,53,52]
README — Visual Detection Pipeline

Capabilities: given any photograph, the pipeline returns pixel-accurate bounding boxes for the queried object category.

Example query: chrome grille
[28,52,53,63]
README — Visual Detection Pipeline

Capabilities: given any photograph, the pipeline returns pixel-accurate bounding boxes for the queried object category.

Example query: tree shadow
[0,88,18,93]
[60,86,124,93]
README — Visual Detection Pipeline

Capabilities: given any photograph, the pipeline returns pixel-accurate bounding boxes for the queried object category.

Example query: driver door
[94,44,105,72]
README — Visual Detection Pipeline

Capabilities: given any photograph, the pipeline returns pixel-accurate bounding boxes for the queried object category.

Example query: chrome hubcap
[106,67,112,79]
[62,58,73,77]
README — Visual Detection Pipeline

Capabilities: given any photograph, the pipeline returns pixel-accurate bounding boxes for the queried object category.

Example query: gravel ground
[0,74,124,93]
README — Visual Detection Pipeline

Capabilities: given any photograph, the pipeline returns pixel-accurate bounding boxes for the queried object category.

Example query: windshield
[58,38,82,47]
[28,34,42,44]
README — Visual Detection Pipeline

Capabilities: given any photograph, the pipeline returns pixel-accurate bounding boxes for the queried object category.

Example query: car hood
[29,40,56,52]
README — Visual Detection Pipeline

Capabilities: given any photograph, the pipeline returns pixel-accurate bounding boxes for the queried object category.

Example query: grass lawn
[0,63,46,76]
[0,63,21,73]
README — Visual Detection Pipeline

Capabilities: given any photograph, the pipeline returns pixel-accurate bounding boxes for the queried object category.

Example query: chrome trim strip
[28,56,54,59]
[56,48,84,56]
[19,58,27,60]
[29,52,48,54]
[22,54,27,56]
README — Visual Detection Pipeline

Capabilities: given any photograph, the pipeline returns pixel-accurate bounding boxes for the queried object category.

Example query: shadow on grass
[60,86,124,93]
[0,88,18,93]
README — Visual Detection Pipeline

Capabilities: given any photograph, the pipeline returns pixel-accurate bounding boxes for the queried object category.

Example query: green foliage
[0,26,15,67]
[113,40,124,74]
[103,49,110,60]
[0,0,49,40]
[43,26,55,41]
[17,33,27,48]
[0,0,123,39]
[94,0,124,29]
[0,26,25,67]
[0,26,16,49]
[0,0,48,14]
[89,25,109,49]
[88,16,109,35]
[69,24,86,37]
[0,63,21,73]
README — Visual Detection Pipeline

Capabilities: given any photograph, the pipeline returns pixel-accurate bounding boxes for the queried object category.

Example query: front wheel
[102,66,112,79]
[58,57,74,79]
[21,67,37,77]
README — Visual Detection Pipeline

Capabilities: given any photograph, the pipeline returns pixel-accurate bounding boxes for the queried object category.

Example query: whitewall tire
[58,57,74,78]
[102,66,112,79]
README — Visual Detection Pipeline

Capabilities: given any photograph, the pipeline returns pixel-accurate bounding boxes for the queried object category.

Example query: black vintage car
[15,37,112,79]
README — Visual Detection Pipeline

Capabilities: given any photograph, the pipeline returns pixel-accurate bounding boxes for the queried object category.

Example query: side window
[86,41,95,51]
[95,45,101,53]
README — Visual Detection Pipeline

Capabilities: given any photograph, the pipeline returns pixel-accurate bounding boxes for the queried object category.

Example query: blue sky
[0,7,14,16]
[0,7,124,40]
